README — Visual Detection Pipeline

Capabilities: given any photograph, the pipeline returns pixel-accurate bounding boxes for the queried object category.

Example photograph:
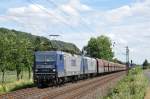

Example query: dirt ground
[145,87,150,99]
[144,70,150,99]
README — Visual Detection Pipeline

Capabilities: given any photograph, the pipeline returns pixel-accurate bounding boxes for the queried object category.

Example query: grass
[104,67,149,99]
[0,71,34,94]
[0,71,32,84]
[0,80,34,94]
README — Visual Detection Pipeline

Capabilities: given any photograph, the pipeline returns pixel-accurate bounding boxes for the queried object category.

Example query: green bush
[105,67,148,99]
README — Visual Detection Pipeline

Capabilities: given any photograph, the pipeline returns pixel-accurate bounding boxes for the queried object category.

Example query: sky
[0,0,150,64]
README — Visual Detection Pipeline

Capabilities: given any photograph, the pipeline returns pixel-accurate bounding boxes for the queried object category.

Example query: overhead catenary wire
[27,0,83,43]
[27,0,96,40]
[46,0,95,36]
[27,0,83,33]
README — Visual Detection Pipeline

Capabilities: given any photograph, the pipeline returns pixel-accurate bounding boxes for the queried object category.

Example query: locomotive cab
[34,51,63,86]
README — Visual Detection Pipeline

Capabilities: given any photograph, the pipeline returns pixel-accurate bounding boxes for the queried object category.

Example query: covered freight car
[103,60,109,72]
[96,59,104,73]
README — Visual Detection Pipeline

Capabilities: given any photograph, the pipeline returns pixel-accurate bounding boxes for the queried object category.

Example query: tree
[0,34,15,83]
[40,40,52,51]
[21,38,33,79]
[83,38,99,57]
[34,37,41,51]
[13,38,33,80]
[143,59,149,69]
[84,35,114,60]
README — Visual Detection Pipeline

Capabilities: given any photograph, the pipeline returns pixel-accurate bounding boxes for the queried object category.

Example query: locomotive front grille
[35,73,56,79]
[34,68,57,80]
[35,68,56,74]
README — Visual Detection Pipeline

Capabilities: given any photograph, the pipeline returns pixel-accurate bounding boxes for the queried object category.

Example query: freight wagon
[33,51,126,87]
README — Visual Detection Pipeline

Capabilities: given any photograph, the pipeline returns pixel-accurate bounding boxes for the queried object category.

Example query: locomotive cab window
[36,55,55,62]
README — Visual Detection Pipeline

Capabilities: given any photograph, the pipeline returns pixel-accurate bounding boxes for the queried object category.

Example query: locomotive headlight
[53,69,56,72]
[35,69,38,72]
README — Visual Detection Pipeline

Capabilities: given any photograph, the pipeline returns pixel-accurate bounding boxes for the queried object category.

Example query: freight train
[33,51,126,87]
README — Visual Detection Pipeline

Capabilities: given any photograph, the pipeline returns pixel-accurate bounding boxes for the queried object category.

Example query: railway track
[42,71,125,99]
[0,71,125,99]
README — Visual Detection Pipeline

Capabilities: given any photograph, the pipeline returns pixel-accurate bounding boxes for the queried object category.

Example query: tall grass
[0,80,34,94]
[105,67,148,99]
[0,71,32,84]
[0,71,34,94]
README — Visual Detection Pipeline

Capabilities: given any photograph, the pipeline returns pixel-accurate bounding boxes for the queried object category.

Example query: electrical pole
[131,60,133,67]
[126,46,129,71]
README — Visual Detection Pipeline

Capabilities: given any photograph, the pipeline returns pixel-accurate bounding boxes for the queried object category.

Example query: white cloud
[63,0,91,12]
[58,0,92,26]
[60,0,92,16]
[105,5,132,22]
[104,0,150,23]
[61,4,79,16]
[7,4,49,17]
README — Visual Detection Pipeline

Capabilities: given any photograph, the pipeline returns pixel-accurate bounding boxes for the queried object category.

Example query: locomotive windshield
[36,54,56,62]
[35,54,56,68]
